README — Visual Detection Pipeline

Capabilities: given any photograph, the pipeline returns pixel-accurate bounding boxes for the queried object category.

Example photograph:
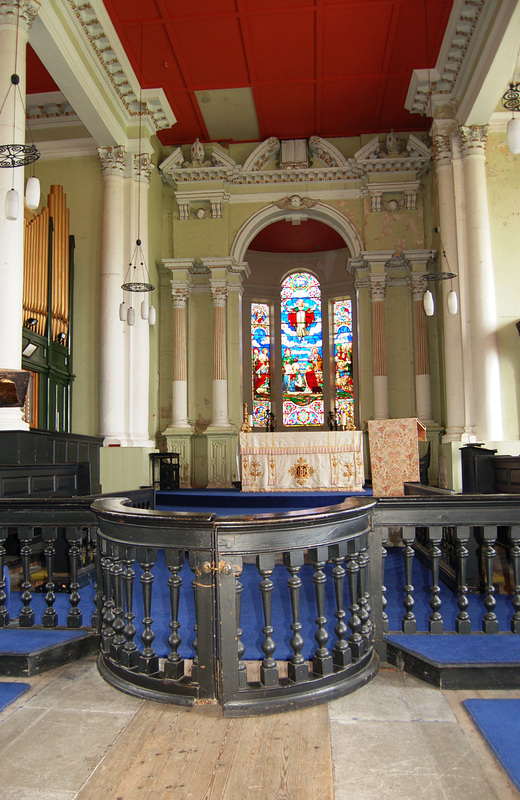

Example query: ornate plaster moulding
[64,0,175,134]
[160,133,429,190]
[405,0,485,117]
[347,249,437,284]
[26,92,79,128]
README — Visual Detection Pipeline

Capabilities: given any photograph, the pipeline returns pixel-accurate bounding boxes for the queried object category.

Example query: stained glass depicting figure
[334,299,354,424]
[251,302,271,426]
[281,273,323,426]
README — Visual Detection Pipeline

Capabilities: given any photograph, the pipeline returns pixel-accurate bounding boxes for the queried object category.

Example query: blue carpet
[0,629,90,655]
[464,699,520,790]
[385,634,520,664]
[0,681,30,711]
[156,488,372,515]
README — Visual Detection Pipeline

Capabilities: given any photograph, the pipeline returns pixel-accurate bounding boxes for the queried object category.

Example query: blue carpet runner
[385,634,520,664]
[464,699,520,790]
[0,629,90,655]
[0,681,30,712]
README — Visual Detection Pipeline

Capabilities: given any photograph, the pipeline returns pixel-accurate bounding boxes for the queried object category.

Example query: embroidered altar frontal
[239,431,364,492]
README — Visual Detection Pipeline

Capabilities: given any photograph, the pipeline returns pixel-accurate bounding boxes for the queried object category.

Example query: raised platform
[0,629,99,677]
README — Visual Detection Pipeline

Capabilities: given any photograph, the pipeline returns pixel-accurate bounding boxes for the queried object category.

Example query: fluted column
[98,146,128,445]
[432,129,467,442]
[210,279,229,427]
[0,0,40,431]
[171,282,190,428]
[410,274,434,424]
[369,274,388,420]
[459,125,502,441]
[128,152,154,447]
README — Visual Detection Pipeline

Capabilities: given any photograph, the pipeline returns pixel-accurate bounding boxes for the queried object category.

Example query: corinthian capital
[409,273,429,301]
[369,273,387,302]
[431,134,452,168]
[0,0,40,31]
[97,145,126,176]
[171,282,190,307]
[210,279,228,306]
[459,125,488,157]
[133,153,154,184]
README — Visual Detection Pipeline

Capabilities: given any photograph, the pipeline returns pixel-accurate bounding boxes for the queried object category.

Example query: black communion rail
[91,496,379,716]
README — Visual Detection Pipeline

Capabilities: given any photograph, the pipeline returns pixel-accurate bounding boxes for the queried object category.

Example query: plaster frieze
[0,0,40,30]
[459,124,488,156]
[97,144,125,176]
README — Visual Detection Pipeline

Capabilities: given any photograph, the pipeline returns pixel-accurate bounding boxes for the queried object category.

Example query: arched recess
[230,200,364,263]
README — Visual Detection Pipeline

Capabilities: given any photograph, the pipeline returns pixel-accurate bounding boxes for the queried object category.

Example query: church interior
[1,0,520,797]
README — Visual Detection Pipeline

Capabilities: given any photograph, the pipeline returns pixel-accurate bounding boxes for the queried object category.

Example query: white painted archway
[230,200,364,262]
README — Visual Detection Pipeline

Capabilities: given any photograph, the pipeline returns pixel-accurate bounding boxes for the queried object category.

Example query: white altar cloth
[239,431,364,492]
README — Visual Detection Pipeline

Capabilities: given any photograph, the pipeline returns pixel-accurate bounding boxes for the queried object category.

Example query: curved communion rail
[92,495,379,716]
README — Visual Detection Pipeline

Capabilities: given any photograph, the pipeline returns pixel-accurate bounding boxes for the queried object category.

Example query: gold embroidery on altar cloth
[289,457,315,486]
[343,461,353,479]
[250,460,262,482]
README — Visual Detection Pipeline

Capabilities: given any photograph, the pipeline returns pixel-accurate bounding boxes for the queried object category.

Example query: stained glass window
[333,299,354,425]
[251,302,271,427]
[281,273,323,426]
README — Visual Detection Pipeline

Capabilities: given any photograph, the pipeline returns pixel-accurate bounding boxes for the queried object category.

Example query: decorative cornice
[405,0,485,117]
[65,0,175,133]
[160,133,430,189]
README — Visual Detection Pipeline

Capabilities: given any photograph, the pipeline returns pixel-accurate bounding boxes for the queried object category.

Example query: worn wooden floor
[76,701,333,800]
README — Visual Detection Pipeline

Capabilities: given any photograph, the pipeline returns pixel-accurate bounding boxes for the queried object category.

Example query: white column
[369,274,388,420]
[459,125,502,441]
[410,274,434,424]
[0,1,40,430]
[128,152,154,447]
[210,278,230,427]
[97,146,129,445]
[171,281,191,428]
[432,129,466,442]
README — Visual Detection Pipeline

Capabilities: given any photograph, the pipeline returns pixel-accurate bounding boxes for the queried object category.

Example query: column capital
[409,272,429,301]
[170,281,190,307]
[210,279,228,306]
[431,133,453,168]
[369,273,387,302]
[459,125,488,157]
[133,152,154,184]
[0,1,40,31]
[97,145,126,176]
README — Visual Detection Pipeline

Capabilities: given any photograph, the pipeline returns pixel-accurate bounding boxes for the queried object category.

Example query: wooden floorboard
[76,700,333,800]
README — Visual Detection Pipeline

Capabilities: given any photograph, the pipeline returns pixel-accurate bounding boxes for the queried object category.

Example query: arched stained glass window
[281,272,323,426]
[333,299,354,425]
[251,302,271,426]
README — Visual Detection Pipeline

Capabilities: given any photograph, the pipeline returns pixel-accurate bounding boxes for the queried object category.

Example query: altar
[239,431,364,492]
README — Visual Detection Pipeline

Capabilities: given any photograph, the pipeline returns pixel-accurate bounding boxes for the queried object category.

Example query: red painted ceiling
[26,0,454,147]
[248,219,346,252]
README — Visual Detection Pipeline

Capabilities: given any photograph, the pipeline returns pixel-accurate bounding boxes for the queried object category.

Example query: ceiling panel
[249,219,346,253]
[245,11,316,83]
[26,0,455,145]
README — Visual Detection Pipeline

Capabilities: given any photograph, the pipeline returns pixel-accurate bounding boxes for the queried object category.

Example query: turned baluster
[189,555,200,683]
[309,546,333,676]
[428,526,444,634]
[509,526,520,634]
[257,553,278,686]
[357,538,372,645]
[19,527,35,627]
[42,527,58,628]
[233,556,247,689]
[138,547,159,674]
[100,541,115,655]
[164,549,185,680]
[91,529,103,631]
[381,538,389,634]
[455,526,471,634]
[482,526,499,634]
[0,526,9,627]
[120,546,139,669]
[109,545,125,661]
[346,549,364,659]
[283,550,307,682]
[329,541,351,668]
[66,527,83,628]
[401,527,417,634]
